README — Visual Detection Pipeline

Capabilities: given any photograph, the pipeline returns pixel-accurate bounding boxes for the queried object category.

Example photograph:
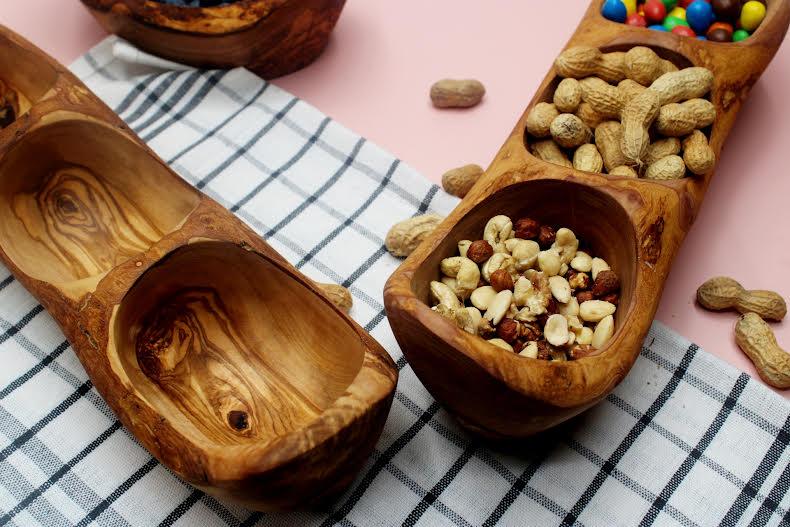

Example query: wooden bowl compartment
[522,44,706,178]
[0,25,398,510]
[393,180,640,439]
[385,0,790,439]
[0,116,200,291]
[113,241,366,445]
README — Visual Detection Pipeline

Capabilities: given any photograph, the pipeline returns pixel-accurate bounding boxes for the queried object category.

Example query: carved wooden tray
[0,25,396,511]
[384,0,790,440]
[80,0,346,79]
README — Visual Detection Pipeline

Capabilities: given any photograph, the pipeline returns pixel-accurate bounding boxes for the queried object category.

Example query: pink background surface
[2,1,789,394]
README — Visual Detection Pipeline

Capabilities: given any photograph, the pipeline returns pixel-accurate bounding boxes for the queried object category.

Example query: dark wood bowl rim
[80,0,292,35]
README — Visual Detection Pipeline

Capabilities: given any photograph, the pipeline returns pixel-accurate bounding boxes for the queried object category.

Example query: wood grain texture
[384,0,790,440]
[80,0,346,79]
[0,25,397,510]
[14,166,165,279]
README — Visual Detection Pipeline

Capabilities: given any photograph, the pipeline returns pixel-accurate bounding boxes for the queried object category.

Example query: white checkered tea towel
[0,37,788,527]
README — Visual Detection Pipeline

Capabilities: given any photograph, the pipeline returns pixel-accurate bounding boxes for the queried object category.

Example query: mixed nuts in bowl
[384,179,644,438]
[431,215,621,362]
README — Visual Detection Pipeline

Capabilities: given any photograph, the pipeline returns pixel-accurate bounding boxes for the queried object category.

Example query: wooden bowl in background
[79,0,346,78]
[384,0,790,441]
[0,24,396,511]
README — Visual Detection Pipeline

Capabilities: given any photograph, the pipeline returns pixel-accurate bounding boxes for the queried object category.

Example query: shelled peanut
[429,215,621,361]
[525,46,716,179]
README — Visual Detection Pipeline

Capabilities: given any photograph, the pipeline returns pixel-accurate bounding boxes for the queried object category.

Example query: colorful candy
[601,0,629,22]
[663,15,690,30]
[686,0,717,34]
[644,0,668,22]
[672,25,697,36]
[626,13,648,26]
[740,0,766,31]
[732,28,750,41]
[712,0,740,22]
[707,27,732,41]
[707,21,734,38]
[602,0,765,41]
[668,6,687,19]
[679,0,709,7]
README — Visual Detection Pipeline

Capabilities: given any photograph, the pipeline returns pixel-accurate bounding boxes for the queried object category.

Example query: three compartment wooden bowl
[384,0,790,440]
[0,25,397,510]
[80,0,346,79]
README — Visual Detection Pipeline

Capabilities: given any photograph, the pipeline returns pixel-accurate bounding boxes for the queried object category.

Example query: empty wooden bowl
[384,0,790,440]
[0,25,397,511]
[80,0,346,78]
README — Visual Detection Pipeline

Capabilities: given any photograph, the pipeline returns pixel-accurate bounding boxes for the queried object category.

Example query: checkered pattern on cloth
[0,36,788,527]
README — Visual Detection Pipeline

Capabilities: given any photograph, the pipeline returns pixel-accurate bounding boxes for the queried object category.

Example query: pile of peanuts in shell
[430,215,621,361]
[526,45,717,180]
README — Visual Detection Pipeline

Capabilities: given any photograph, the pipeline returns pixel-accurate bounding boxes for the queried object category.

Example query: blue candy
[686,0,716,34]
[697,35,708,40]
[601,0,628,23]
[648,24,669,31]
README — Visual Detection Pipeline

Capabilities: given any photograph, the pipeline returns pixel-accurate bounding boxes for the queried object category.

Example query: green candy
[663,15,690,31]
[732,29,750,42]
[661,0,678,10]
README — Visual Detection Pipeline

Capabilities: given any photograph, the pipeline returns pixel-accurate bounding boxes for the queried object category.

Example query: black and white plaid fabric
[0,37,788,527]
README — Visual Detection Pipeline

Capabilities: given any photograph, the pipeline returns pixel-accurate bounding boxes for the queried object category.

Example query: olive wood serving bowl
[384,0,790,441]
[80,0,346,78]
[0,25,396,511]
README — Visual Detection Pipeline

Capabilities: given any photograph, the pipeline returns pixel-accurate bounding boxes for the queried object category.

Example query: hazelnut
[512,340,527,354]
[466,240,494,264]
[521,322,542,341]
[514,217,540,240]
[592,270,620,297]
[536,341,552,360]
[576,290,594,303]
[568,271,591,290]
[538,225,556,247]
[568,344,596,360]
[497,318,519,343]
[601,292,619,305]
[490,269,514,292]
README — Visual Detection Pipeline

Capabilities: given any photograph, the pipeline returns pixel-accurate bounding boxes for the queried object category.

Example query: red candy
[643,0,667,22]
[626,13,648,26]
[672,25,697,36]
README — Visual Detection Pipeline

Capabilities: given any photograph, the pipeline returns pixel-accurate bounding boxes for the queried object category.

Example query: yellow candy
[668,6,686,20]
[741,1,766,32]
[623,0,637,15]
